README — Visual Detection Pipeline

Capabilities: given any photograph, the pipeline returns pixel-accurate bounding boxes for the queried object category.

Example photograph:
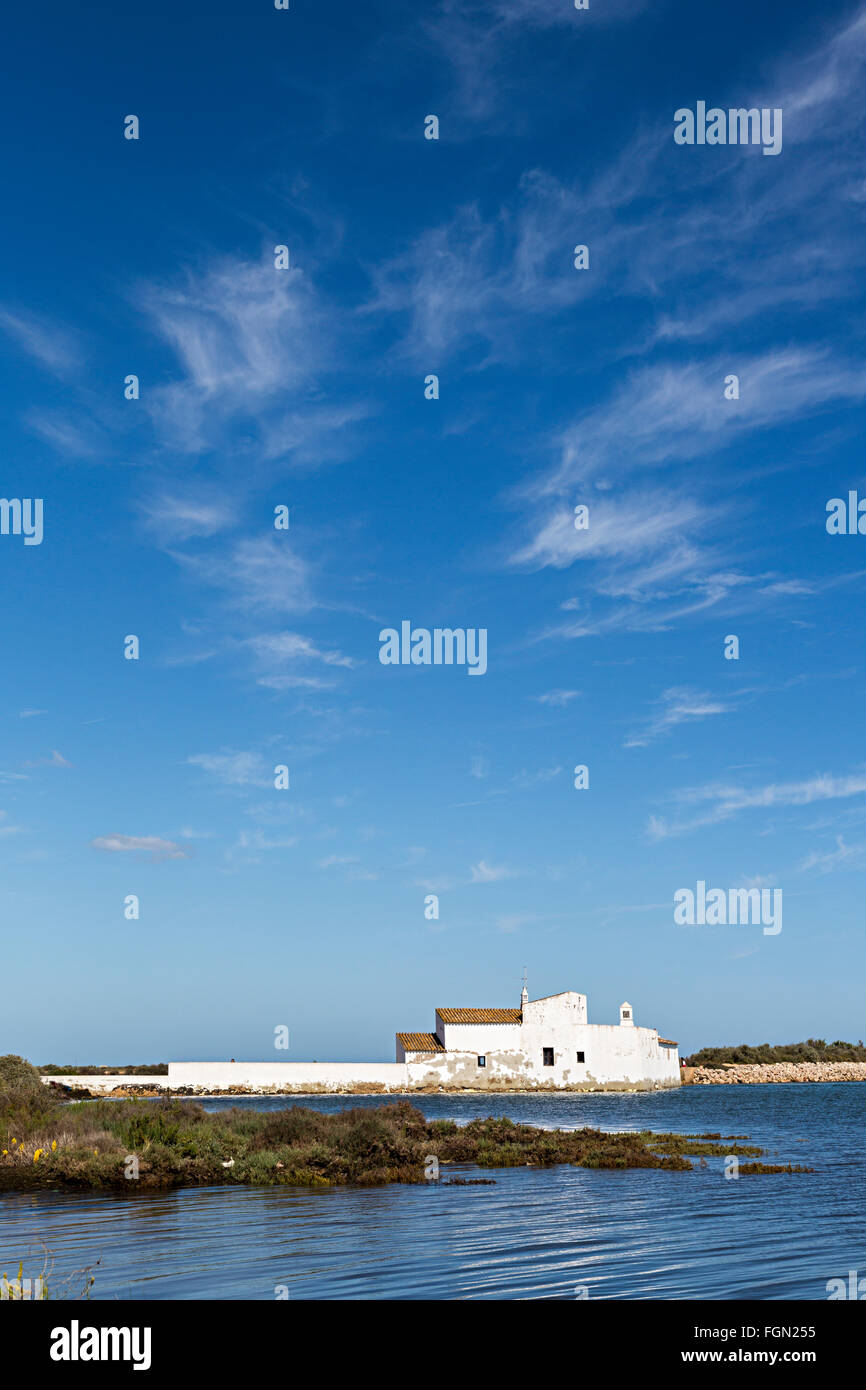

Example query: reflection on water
[1,1085,863,1300]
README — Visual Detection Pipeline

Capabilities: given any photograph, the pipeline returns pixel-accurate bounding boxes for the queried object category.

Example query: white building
[395,987,680,1091]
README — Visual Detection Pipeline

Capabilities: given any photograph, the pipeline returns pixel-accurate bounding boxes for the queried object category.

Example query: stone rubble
[684,1061,866,1084]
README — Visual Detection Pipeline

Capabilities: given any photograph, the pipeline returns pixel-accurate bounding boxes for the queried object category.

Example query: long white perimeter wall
[168,1061,410,1092]
[41,1075,169,1093]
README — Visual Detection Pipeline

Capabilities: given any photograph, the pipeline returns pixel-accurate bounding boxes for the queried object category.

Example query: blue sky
[3,0,866,1063]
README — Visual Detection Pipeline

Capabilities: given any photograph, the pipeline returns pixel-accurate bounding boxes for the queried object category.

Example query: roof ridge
[435,1006,523,1023]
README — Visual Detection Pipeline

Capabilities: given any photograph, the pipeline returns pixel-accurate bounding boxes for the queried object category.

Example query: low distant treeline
[38,1064,169,1076]
[685,1040,866,1067]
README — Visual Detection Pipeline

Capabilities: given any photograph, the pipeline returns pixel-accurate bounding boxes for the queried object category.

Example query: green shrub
[685,1040,866,1066]
[0,1055,63,1141]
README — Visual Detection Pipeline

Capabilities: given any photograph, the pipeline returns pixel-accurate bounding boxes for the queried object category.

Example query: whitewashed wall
[523,992,588,1027]
[435,1020,521,1052]
[405,1032,679,1090]
[41,1075,168,1093]
[404,993,680,1091]
[167,1061,409,1092]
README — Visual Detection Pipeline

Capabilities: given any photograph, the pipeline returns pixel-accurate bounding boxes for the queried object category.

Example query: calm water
[1,1084,863,1300]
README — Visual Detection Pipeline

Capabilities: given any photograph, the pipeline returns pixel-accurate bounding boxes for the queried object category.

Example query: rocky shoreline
[684,1061,866,1084]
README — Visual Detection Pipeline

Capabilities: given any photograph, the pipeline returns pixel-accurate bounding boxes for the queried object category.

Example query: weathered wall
[405,997,680,1090]
[522,991,588,1027]
[44,1047,679,1094]
[41,1074,168,1093]
[405,1028,679,1091]
[167,1061,410,1093]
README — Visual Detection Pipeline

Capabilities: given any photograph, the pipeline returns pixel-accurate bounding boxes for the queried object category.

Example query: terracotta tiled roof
[658,1038,678,1046]
[436,1008,522,1024]
[396,1032,445,1052]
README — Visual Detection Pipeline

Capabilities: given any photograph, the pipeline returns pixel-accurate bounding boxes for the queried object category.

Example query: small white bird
[221,1158,235,1168]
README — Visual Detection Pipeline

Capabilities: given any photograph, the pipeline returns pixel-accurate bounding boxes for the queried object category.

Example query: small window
[477,1055,486,1067]
[622,1010,630,1019]
[543,1047,554,1067]
[576,1051,585,1064]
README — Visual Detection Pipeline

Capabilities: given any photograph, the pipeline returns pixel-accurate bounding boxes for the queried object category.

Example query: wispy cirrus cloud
[171,534,315,614]
[140,256,326,450]
[138,253,369,470]
[512,766,562,788]
[529,350,866,501]
[470,859,518,882]
[24,411,107,459]
[246,631,356,691]
[235,829,298,852]
[511,490,712,573]
[0,811,23,836]
[259,401,371,466]
[510,489,738,643]
[187,750,270,787]
[778,4,866,137]
[317,853,361,869]
[649,772,866,840]
[91,833,189,861]
[0,307,82,375]
[800,835,866,874]
[422,0,656,126]
[532,689,580,707]
[140,492,237,542]
[625,687,733,750]
[23,750,72,769]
